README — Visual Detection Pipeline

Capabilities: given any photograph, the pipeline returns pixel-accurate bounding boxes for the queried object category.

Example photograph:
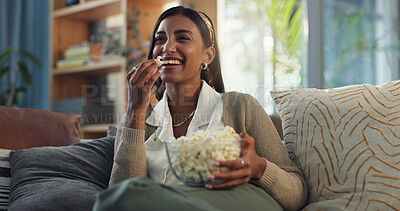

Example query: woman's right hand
[124,59,161,129]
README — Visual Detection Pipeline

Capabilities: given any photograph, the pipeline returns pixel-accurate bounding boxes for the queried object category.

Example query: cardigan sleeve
[244,94,308,211]
[223,93,307,211]
[108,114,148,186]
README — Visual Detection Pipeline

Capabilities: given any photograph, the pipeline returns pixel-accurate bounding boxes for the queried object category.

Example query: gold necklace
[172,110,195,127]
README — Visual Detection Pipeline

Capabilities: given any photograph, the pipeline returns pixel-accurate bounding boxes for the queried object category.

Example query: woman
[95,6,307,211]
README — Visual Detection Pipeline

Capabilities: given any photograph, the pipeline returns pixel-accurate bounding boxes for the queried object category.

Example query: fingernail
[155,59,161,66]
[205,184,213,189]
[213,162,220,167]
[208,174,215,180]
[235,135,241,141]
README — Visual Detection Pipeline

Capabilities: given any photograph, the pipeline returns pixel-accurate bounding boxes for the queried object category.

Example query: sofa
[0,106,116,211]
[0,79,399,211]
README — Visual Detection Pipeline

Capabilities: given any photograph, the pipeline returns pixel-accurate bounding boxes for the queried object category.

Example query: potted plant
[0,47,42,106]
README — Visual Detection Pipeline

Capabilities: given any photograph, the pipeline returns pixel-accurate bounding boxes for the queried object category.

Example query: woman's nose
[162,39,176,53]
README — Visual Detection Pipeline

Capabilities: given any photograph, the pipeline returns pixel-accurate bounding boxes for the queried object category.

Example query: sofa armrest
[269,113,283,140]
[0,106,81,150]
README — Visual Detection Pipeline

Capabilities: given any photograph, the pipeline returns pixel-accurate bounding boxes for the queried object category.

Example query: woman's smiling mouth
[161,60,182,65]
[157,56,183,70]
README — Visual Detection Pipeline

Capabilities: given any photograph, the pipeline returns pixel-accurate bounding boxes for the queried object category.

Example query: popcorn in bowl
[164,126,241,186]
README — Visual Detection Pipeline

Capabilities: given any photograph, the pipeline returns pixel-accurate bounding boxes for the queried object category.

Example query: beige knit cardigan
[109,92,308,211]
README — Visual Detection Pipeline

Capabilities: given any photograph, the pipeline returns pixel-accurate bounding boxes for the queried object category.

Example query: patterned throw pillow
[0,149,12,211]
[271,80,400,210]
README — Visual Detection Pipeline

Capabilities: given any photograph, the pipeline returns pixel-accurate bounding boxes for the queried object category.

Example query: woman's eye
[155,37,166,42]
[178,36,190,41]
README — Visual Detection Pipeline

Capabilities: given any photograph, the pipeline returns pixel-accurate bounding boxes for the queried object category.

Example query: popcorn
[165,126,241,183]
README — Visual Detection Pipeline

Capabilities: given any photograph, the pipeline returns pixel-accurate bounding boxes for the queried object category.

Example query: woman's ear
[203,47,215,64]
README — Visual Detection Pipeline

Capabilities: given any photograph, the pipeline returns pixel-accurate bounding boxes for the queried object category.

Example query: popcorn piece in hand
[156,56,163,66]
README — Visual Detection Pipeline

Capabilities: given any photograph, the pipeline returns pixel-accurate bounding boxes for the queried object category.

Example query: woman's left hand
[206,132,266,190]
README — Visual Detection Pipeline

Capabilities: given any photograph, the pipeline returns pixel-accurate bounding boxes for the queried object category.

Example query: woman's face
[152,14,206,85]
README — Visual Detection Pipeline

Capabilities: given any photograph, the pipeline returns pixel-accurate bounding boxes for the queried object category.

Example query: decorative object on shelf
[98,5,149,71]
[99,29,122,58]
[64,0,79,7]
[0,48,42,106]
[89,42,103,62]
[89,5,149,71]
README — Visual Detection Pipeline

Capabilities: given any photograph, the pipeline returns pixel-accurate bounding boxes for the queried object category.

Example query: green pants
[93,177,283,211]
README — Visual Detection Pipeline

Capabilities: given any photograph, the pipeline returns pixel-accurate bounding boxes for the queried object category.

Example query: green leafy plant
[0,48,42,106]
[237,0,304,90]
[263,0,303,90]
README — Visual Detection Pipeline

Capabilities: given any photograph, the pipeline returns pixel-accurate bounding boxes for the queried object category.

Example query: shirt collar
[145,90,169,127]
[145,81,221,127]
[191,81,221,128]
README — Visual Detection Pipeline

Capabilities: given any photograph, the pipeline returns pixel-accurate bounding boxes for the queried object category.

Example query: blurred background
[1,0,399,138]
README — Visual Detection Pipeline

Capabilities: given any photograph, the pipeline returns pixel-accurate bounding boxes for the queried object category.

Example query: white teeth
[156,56,182,66]
[164,60,181,65]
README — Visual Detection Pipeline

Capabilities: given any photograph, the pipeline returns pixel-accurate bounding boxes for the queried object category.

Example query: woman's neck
[166,81,202,115]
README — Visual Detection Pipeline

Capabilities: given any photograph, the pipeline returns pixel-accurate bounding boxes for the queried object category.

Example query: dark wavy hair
[148,6,225,100]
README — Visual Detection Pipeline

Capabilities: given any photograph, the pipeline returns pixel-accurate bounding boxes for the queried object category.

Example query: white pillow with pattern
[0,149,12,211]
[271,80,400,210]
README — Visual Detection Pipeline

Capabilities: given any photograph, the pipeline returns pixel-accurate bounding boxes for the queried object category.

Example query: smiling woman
[93,6,307,211]
[150,8,224,100]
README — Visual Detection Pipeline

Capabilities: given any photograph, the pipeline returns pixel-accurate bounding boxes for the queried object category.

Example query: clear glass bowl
[163,139,241,187]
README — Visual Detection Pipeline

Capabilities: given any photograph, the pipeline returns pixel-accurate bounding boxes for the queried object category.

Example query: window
[219,0,305,113]
[322,0,399,87]
[219,0,399,113]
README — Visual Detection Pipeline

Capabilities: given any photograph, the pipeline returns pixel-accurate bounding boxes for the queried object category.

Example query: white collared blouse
[144,81,224,185]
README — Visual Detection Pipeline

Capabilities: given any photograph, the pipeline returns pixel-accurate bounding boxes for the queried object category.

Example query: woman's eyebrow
[174,30,193,35]
[155,30,193,36]
[155,31,166,35]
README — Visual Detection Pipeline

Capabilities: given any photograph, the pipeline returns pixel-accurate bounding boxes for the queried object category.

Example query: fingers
[206,159,251,190]
[209,167,250,181]
[214,158,246,170]
[239,132,255,148]
[127,59,160,87]
[144,68,162,88]
[205,132,260,190]
[210,158,250,180]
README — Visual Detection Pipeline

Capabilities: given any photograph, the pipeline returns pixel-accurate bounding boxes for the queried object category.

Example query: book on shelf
[64,45,90,59]
[56,41,91,69]
[56,57,90,69]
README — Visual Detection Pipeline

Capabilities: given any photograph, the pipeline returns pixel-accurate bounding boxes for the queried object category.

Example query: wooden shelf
[53,0,121,21]
[52,58,125,76]
[50,0,171,139]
